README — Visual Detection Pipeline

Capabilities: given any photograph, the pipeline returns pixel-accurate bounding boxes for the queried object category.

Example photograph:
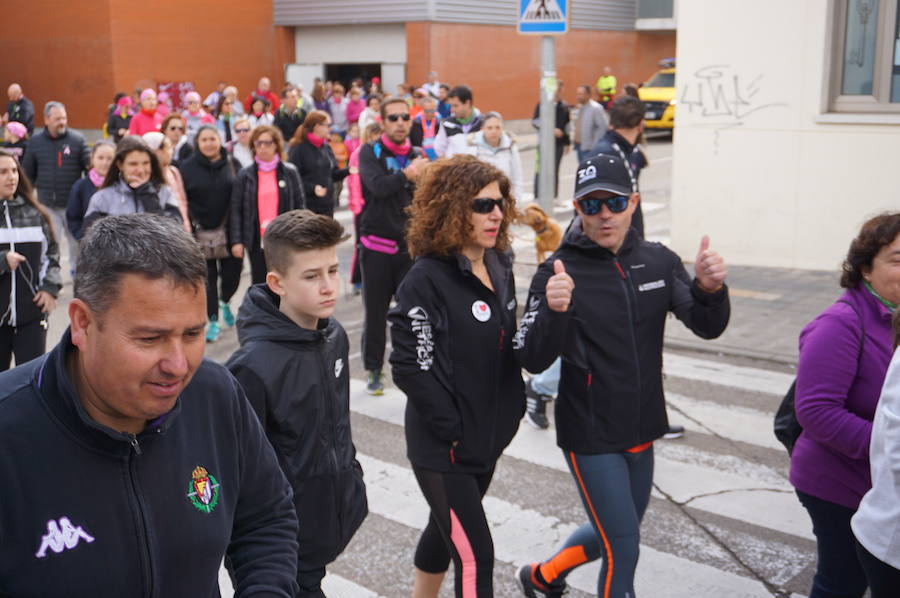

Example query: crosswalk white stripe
[358,452,775,598]
[666,392,784,451]
[349,380,812,541]
[663,353,794,397]
[218,565,385,598]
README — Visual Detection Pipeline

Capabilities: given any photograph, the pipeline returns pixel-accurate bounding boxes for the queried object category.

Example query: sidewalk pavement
[664,264,839,365]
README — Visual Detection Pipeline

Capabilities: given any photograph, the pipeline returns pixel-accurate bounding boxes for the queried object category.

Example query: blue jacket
[65,177,97,239]
[0,331,299,597]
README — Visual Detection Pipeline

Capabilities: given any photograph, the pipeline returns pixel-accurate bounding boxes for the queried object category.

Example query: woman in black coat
[179,124,244,342]
[229,125,305,284]
[288,110,348,218]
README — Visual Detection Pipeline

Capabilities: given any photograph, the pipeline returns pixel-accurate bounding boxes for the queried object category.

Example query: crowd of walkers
[2,69,899,598]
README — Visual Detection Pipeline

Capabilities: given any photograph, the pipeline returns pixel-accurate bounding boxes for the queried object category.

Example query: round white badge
[472,300,491,322]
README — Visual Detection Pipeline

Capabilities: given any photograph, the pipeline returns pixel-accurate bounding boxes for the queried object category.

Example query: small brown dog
[521,204,562,263]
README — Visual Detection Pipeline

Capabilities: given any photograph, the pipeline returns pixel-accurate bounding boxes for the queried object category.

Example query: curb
[663,337,797,368]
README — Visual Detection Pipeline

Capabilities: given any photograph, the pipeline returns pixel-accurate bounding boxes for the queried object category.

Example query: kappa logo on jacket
[35,517,95,559]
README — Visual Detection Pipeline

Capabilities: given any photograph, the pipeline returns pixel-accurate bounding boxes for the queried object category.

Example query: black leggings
[413,466,496,598]
[856,539,900,598]
[0,318,47,372]
[360,246,411,371]
[206,257,243,319]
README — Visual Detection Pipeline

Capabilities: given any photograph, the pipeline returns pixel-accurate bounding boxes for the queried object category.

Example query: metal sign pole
[538,35,556,214]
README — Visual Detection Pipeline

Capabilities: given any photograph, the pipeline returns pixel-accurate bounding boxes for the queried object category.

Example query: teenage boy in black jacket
[514,154,730,598]
[358,98,428,395]
[227,209,368,598]
[0,214,299,597]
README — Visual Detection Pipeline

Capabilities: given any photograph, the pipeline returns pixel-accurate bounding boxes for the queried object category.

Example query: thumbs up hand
[546,259,575,312]
[694,235,727,292]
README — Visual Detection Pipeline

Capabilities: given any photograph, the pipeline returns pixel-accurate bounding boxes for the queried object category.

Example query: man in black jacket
[358,97,428,395]
[0,214,299,597]
[274,86,306,144]
[3,83,35,134]
[22,101,90,276]
[514,154,730,597]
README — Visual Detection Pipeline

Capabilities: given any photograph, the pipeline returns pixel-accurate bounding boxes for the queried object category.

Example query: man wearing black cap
[512,153,731,598]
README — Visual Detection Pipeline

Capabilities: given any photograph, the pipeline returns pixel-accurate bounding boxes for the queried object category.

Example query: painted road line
[666,392,785,451]
[663,352,794,397]
[358,452,774,598]
[219,567,384,598]
[349,381,812,541]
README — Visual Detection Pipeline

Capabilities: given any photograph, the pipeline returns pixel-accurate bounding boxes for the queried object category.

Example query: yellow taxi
[638,61,676,129]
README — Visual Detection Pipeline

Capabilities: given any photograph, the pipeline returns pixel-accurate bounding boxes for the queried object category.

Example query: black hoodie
[389,250,525,473]
[226,284,367,568]
[514,220,730,454]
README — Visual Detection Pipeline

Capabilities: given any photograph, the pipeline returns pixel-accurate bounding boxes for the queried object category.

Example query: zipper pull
[129,434,142,456]
[614,260,627,280]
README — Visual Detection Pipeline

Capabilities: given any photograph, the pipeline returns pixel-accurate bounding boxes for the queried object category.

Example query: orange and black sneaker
[516,564,567,597]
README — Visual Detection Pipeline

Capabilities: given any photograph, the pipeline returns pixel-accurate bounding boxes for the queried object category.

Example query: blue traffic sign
[517,0,569,35]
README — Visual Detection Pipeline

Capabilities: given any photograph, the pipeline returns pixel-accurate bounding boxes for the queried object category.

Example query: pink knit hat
[140,88,157,101]
[116,96,133,108]
[185,91,201,103]
[5,122,27,139]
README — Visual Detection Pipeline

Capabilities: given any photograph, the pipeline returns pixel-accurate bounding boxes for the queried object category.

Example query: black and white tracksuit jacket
[514,221,730,454]
[0,196,61,328]
[0,331,300,597]
[389,250,525,473]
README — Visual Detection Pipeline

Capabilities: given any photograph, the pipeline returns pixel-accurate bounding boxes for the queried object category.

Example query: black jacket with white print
[389,250,525,473]
[0,196,61,328]
[226,284,368,569]
[0,330,299,597]
[514,220,730,454]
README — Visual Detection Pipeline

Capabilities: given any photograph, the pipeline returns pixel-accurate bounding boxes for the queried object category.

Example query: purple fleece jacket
[789,284,893,509]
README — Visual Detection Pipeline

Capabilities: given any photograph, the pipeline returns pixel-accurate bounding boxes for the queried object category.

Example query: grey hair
[483,111,504,124]
[43,101,66,117]
[75,214,207,314]
[421,96,437,108]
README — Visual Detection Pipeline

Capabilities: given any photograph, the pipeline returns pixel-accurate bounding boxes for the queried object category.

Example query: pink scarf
[88,168,105,188]
[255,156,280,172]
[307,133,326,148]
[380,134,411,156]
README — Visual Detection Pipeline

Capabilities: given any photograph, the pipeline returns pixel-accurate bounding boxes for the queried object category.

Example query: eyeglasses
[577,195,629,215]
[168,126,185,132]
[253,139,275,147]
[386,113,411,122]
[235,127,250,133]
[471,197,505,214]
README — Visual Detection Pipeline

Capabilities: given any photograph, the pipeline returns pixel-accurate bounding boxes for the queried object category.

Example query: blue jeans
[576,146,590,164]
[530,358,560,397]
[796,490,868,598]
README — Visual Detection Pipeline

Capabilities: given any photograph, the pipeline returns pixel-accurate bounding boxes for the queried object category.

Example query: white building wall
[287,24,407,92]
[671,0,900,271]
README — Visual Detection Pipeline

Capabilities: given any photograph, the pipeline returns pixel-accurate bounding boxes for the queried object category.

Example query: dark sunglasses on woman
[577,195,629,215]
[471,197,505,214]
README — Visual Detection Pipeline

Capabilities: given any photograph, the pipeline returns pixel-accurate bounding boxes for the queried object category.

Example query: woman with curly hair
[790,212,900,598]
[388,154,529,598]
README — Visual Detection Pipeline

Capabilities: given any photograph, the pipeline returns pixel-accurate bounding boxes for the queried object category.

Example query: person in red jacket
[128,89,164,136]
[244,77,280,114]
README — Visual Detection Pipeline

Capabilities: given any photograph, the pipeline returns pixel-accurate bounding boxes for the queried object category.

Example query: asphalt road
[42,139,817,597]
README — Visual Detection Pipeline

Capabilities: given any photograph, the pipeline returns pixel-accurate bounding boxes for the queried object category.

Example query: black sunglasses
[386,113,411,122]
[578,195,629,215]
[472,197,505,214]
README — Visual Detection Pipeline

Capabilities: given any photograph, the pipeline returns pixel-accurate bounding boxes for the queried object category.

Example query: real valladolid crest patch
[187,466,220,513]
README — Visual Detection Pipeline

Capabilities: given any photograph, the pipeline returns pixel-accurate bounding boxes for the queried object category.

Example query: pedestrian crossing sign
[518,0,569,35]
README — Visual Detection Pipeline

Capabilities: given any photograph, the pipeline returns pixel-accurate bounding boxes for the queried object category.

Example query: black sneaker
[517,564,566,597]
[366,370,385,396]
[663,424,685,439]
[525,379,551,430]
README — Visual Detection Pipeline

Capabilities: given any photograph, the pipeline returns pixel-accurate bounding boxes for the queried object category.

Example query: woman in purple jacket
[790,212,900,598]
